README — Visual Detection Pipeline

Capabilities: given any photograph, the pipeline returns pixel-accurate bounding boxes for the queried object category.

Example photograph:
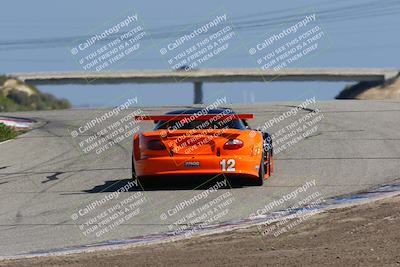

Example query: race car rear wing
[134,114,254,121]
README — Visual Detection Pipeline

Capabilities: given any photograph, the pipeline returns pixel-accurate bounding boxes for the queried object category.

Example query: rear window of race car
[154,118,247,130]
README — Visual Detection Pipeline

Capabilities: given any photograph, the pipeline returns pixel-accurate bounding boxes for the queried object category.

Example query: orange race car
[132,108,273,185]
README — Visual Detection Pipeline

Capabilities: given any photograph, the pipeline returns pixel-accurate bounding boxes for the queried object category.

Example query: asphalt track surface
[0,100,399,257]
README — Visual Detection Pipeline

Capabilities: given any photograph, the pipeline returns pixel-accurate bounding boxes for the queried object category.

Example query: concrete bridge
[11,68,399,104]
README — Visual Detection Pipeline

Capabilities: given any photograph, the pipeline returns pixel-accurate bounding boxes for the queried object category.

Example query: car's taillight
[223,139,244,150]
[147,140,166,150]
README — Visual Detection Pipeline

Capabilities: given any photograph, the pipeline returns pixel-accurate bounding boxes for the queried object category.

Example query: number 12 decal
[220,159,236,172]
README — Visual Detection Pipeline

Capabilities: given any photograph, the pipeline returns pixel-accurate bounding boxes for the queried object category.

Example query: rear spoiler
[134,114,254,121]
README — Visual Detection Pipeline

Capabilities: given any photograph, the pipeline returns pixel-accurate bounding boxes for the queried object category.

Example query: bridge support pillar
[193,81,203,104]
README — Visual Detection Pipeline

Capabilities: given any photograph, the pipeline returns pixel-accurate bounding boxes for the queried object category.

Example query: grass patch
[0,123,18,142]
[0,95,20,112]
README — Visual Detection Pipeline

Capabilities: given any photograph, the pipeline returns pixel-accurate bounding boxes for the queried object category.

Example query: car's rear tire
[265,151,272,177]
[255,153,265,186]
[262,132,273,178]
[131,157,137,180]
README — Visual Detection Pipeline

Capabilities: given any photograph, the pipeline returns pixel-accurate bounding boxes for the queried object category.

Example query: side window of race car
[220,159,236,172]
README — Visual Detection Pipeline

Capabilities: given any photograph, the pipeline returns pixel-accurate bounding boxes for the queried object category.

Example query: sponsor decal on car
[184,161,200,167]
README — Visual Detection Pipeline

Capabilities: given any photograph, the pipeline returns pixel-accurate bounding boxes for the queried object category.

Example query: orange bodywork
[132,128,273,181]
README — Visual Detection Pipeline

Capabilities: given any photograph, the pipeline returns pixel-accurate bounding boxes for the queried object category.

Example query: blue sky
[0,0,399,106]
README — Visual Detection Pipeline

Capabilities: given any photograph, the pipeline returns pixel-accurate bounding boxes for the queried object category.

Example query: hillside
[336,74,400,100]
[0,76,70,112]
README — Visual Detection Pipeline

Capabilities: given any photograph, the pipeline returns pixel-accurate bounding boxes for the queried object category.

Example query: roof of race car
[165,108,235,115]
[152,108,248,130]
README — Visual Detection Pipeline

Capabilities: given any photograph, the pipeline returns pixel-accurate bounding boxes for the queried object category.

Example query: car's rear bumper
[134,155,261,178]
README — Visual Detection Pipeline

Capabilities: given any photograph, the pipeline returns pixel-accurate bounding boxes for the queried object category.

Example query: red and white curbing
[0,116,36,131]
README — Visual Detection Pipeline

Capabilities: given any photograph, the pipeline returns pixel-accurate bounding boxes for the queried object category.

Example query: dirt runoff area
[3,194,400,267]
